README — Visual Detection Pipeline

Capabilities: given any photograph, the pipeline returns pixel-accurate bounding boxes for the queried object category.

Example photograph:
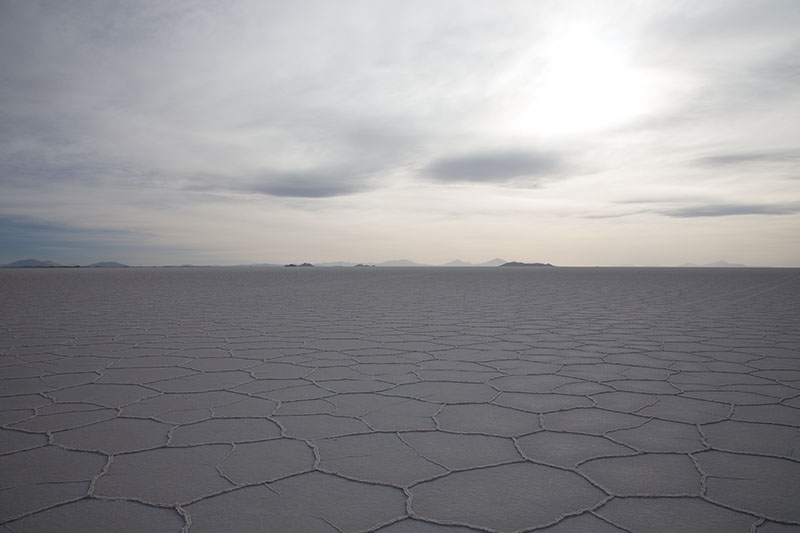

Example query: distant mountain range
[3,259,64,268]
[3,258,514,268]
[2,258,758,269]
[1,259,129,268]
[376,259,430,267]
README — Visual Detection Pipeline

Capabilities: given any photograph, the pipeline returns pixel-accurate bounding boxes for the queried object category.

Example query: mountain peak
[376,259,429,267]
[3,259,62,268]
[705,260,746,268]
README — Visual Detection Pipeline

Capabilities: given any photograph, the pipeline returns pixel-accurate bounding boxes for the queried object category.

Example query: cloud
[186,169,370,199]
[660,203,800,218]
[620,1,800,139]
[587,200,800,219]
[244,171,368,198]
[426,150,561,184]
[694,151,800,166]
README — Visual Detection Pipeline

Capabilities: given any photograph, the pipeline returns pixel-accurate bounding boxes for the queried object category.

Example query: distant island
[284,263,314,267]
[499,262,554,267]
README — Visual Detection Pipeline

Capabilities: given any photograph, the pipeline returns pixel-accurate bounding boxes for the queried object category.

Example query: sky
[1,0,799,267]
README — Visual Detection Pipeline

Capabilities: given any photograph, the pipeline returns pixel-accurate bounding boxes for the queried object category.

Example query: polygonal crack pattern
[1,266,799,531]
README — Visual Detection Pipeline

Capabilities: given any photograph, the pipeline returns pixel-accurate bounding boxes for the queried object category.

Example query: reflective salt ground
[1,267,799,532]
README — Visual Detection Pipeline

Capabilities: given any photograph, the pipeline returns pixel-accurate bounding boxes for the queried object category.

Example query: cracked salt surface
[1,266,799,532]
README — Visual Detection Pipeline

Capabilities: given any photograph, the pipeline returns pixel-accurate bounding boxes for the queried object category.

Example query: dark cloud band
[695,151,800,166]
[246,174,364,198]
[426,150,561,183]
[661,203,800,218]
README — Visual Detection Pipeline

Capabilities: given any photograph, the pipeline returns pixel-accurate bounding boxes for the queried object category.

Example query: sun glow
[514,33,650,136]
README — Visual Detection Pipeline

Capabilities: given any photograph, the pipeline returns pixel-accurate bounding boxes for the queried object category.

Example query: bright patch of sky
[1,0,798,266]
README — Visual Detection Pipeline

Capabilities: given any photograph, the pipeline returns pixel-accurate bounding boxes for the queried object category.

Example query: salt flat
[1,267,799,532]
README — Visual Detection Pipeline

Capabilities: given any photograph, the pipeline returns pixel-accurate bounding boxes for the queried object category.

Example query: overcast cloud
[1,0,798,266]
